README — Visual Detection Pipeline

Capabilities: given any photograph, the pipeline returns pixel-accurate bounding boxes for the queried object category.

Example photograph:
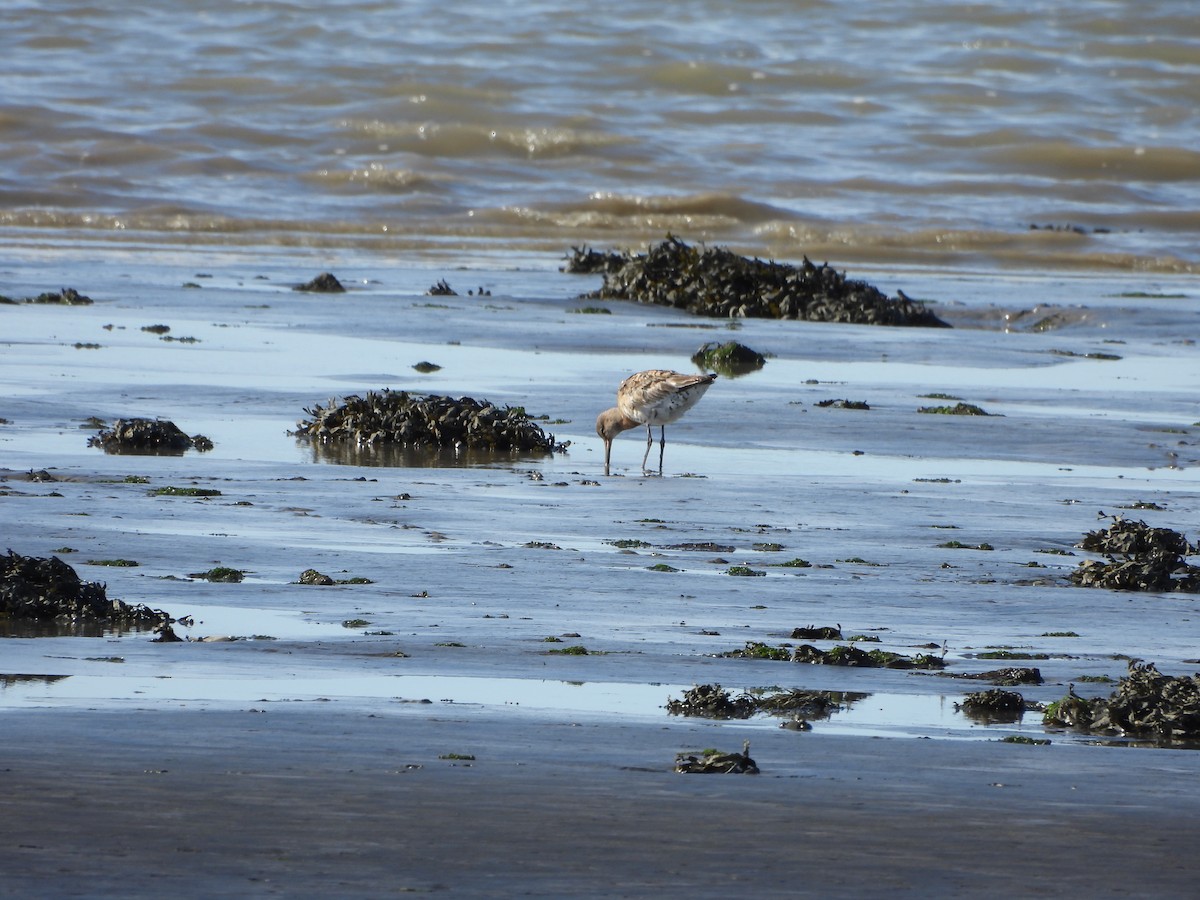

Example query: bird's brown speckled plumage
[596,369,716,475]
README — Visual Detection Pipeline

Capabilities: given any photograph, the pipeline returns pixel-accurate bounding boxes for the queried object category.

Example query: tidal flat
[2,246,1200,895]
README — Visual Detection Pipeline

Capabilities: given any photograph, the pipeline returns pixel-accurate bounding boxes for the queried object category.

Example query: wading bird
[596,369,716,475]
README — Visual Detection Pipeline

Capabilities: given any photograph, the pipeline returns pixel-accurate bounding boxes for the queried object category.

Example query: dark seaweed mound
[294,389,568,453]
[675,741,759,775]
[293,272,345,293]
[958,689,1027,722]
[567,236,948,326]
[88,418,212,454]
[1070,517,1200,593]
[1045,661,1200,740]
[32,287,93,305]
[666,683,757,719]
[667,683,862,724]
[0,550,168,628]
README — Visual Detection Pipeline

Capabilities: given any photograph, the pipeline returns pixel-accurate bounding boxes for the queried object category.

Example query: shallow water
[2,1,1198,270]
[3,252,1199,747]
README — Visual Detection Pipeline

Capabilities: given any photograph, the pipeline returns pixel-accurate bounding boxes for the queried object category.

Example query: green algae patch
[918,403,993,416]
[85,559,139,568]
[297,569,373,586]
[151,486,222,498]
[188,567,245,583]
[719,641,793,661]
[976,650,1050,661]
[607,538,651,549]
[1001,736,1051,745]
[725,565,765,577]
[690,340,766,377]
[546,645,591,655]
[938,540,995,551]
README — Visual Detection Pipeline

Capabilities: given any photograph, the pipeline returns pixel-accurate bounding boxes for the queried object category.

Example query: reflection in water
[0,619,158,639]
[1,673,71,688]
[95,447,188,457]
[299,439,556,468]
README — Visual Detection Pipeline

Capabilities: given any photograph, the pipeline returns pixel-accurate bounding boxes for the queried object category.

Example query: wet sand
[4,707,1199,898]
[3,249,1200,895]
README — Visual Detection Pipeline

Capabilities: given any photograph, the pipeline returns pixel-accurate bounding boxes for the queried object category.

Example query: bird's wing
[617,370,713,420]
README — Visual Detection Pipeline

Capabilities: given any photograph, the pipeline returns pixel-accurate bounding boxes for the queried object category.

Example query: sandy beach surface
[3,706,1198,898]
[3,248,1200,896]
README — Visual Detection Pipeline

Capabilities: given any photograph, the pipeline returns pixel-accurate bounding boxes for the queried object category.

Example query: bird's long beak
[603,437,612,476]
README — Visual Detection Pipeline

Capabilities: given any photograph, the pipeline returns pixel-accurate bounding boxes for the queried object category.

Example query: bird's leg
[641,425,653,472]
[658,426,666,475]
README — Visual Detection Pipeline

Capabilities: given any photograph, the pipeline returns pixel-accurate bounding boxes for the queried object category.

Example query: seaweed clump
[790,624,843,640]
[690,341,766,377]
[718,640,945,669]
[917,403,992,416]
[952,667,1044,686]
[793,643,946,669]
[666,683,757,719]
[1044,661,1200,741]
[88,418,213,454]
[293,272,345,293]
[30,287,93,305]
[0,550,168,631]
[569,236,948,327]
[294,390,568,453]
[666,684,862,723]
[1069,517,1200,593]
[675,741,758,774]
[957,689,1027,723]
